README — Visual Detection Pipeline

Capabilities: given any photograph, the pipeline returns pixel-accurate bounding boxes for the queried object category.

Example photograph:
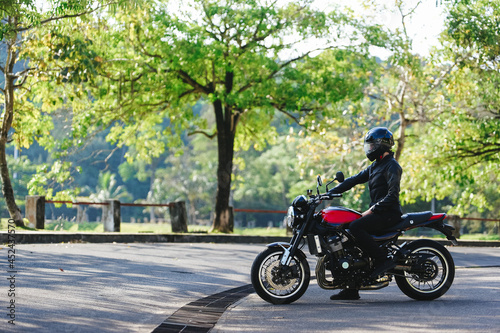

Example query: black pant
[348,211,401,262]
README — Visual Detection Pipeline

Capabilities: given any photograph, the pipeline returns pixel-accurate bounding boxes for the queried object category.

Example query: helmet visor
[364,142,379,155]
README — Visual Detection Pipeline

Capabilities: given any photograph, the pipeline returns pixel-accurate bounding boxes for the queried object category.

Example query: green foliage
[27,160,81,200]
[409,0,500,216]
[293,0,500,220]
[85,171,131,202]
[233,136,301,209]
[48,33,103,84]
[3,0,499,226]
[77,0,356,156]
[446,0,500,63]
[0,0,141,224]
[21,0,387,232]
[145,132,218,222]
[0,1,38,40]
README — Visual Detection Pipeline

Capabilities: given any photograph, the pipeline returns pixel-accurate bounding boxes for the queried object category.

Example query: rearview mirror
[335,171,345,183]
[326,171,345,192]
[316,175,322,195]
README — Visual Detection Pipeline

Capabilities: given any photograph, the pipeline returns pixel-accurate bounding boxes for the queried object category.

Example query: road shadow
[2,243,261,332]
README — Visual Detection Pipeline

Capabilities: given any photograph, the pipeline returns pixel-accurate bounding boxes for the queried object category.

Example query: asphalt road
[1,243,499,332]
[214,248,500,333]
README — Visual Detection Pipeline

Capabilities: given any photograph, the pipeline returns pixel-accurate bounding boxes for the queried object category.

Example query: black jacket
[329,152,403,215]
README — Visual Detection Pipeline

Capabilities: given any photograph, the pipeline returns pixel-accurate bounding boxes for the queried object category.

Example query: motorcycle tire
[251,247,310,304]
[395,239,455,300]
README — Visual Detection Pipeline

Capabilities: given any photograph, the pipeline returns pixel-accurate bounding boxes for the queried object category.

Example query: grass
[234,227,287,237]
[0,218,36,231]
[0,218,495,239]
[0,218,288,236]
[459,234,500,241]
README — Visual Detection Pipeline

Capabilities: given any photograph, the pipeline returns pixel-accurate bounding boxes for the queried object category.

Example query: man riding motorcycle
[327,127,402,300]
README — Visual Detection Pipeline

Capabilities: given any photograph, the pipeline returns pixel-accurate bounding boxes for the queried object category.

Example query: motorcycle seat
[372,211,433,237]
[397,211,433,230]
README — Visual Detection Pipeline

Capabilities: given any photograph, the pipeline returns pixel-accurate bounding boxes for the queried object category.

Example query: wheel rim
[404,247,449,294]
[258,251,305,298]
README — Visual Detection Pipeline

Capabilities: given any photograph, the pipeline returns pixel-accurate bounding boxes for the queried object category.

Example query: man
[328,127,403,300]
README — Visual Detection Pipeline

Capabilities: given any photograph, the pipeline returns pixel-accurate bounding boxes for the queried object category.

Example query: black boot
[330,289,360,300]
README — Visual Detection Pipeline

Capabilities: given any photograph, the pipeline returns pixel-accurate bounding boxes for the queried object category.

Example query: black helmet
[364,127,394,161]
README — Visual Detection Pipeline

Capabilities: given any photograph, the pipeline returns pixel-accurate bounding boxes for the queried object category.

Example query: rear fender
[402,213,458,246]
[426,217,458,246]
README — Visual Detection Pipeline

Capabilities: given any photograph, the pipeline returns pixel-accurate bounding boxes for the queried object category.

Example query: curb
[0,232,290,245]
[1,232,499,247]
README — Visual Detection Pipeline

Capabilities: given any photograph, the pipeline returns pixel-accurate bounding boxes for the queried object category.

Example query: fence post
[104,200,121,232]
[449,215,461,239]
[25,195,45,229]
[169,201,188,233]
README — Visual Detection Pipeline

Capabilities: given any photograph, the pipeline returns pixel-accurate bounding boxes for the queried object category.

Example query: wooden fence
[25,196,499,237]
[26,196,186,232]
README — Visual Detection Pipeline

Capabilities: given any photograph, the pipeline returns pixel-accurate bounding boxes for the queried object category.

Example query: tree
[385,0,500,216]
[0,0,125,226]
[443,0,500,162]
[0,153,36,217]
[290,0,499,218]
[408,0,500,216]
[39,0,381,232]
[293,1,448,207]
[360,0,464,161]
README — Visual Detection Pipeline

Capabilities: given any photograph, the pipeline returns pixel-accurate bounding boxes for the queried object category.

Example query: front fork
[279,208,315,266]
[265,241,304,282]
[279,231,301,266]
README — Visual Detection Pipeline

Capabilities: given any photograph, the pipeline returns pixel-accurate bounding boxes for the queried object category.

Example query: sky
[313,0,447,58]
[369,0,446,56]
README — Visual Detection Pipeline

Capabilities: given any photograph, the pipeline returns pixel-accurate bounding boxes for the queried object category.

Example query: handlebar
[322,193,342,200]
[310,193,342,202]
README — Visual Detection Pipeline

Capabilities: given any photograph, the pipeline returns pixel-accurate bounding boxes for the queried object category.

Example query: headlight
[286,206,295,228]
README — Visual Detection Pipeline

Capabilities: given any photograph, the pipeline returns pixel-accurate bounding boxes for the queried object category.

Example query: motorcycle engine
[316,236,370,290]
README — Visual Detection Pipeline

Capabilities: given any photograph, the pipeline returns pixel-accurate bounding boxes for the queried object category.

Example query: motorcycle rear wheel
[395,239,455,300]
[251,247,310,304]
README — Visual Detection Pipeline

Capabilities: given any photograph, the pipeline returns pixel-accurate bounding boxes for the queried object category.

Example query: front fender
[266,242,291,249]
[266,242,308,266]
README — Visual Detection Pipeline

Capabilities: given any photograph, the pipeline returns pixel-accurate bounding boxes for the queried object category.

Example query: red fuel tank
[321,206,361,226]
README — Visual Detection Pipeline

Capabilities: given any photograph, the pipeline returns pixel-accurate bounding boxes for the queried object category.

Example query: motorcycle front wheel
[395,239,455,300]
[251,247,310,304]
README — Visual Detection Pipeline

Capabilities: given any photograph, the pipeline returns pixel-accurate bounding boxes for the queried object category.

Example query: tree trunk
[0,20,24,227]
[211,99,237,233]
[149,161,157,223]
[395,113,408,161]
[0,142,23,226]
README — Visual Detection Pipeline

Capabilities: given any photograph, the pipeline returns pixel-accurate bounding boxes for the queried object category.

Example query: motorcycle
[251,172,458,304]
